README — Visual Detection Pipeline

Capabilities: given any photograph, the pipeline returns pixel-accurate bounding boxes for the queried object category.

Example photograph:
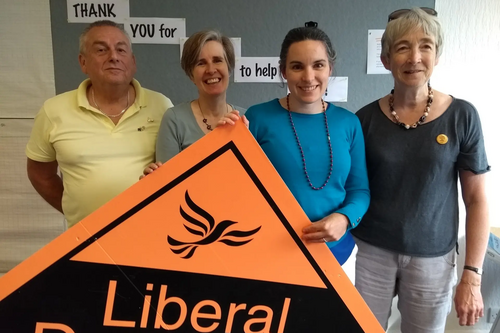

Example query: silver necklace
[92,87,129,118]
[197,100,230,131]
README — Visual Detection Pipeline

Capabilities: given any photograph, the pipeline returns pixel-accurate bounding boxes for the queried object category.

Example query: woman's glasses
[388,7,438,22]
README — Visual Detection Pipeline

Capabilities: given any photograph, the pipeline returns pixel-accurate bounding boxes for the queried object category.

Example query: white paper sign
[67,0,129,23]
[323,77,348,102]
[179,38,241,60]
[234,57,280,83]
[123,18,186,44]
[230,38,242,60]
[367,29,391,74]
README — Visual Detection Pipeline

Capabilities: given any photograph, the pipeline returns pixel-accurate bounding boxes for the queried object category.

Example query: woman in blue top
[222,24,370,265]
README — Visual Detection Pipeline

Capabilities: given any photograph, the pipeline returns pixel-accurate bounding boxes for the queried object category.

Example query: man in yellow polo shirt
[26,20,173,228]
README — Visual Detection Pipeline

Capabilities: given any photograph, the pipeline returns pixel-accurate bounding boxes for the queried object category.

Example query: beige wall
[0,0,64,278]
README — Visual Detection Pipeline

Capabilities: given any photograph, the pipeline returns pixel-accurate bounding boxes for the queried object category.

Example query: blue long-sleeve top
[246,99,370,265]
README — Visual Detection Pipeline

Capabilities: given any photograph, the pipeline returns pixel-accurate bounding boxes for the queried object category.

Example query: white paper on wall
[367,29,390,75]
[324,77,348,102]
[234,57,281,83]
[67,0,130,23]
[124,17,186,44]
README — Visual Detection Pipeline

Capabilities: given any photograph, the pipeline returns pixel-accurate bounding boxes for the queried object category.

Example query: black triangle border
[17,141,335,293]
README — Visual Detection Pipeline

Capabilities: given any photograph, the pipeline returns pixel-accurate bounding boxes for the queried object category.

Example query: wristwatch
[463,265,483,275]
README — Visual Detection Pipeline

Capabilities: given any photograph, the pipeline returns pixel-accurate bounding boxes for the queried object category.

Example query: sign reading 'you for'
[124,17,186,44]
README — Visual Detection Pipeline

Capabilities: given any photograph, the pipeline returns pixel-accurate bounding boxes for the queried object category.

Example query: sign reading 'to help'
[235,57,281,83]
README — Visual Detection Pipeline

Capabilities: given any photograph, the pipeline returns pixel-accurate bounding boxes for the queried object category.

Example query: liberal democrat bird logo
[168,190,261,259]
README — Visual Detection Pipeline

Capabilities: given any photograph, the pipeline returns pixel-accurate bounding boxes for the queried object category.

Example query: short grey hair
[180,30,235,79]
[79,20,132,54]
[381,7,444,59]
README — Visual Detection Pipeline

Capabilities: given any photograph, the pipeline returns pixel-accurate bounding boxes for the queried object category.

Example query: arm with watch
[454,170,490,327]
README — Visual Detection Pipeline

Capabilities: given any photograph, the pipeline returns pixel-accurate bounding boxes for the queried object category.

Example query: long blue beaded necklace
[286,93,333,190]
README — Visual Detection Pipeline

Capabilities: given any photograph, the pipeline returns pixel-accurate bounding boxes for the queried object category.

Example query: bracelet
[460,280,481,287]
[463,265,483,275]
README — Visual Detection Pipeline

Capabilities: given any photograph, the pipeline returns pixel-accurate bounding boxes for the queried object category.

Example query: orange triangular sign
[0,121,383,333]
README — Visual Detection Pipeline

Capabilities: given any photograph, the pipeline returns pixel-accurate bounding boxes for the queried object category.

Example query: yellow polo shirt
[26,79,173,227]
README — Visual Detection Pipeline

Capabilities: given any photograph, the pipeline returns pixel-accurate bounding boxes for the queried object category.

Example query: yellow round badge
[436,134,448,145]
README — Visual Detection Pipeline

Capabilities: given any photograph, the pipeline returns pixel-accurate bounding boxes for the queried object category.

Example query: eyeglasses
[388,7,438,22]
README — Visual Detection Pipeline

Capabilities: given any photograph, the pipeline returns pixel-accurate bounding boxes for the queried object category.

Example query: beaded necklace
[389,84,433,129]
[286,94,333,190]
[197,100,230,131]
